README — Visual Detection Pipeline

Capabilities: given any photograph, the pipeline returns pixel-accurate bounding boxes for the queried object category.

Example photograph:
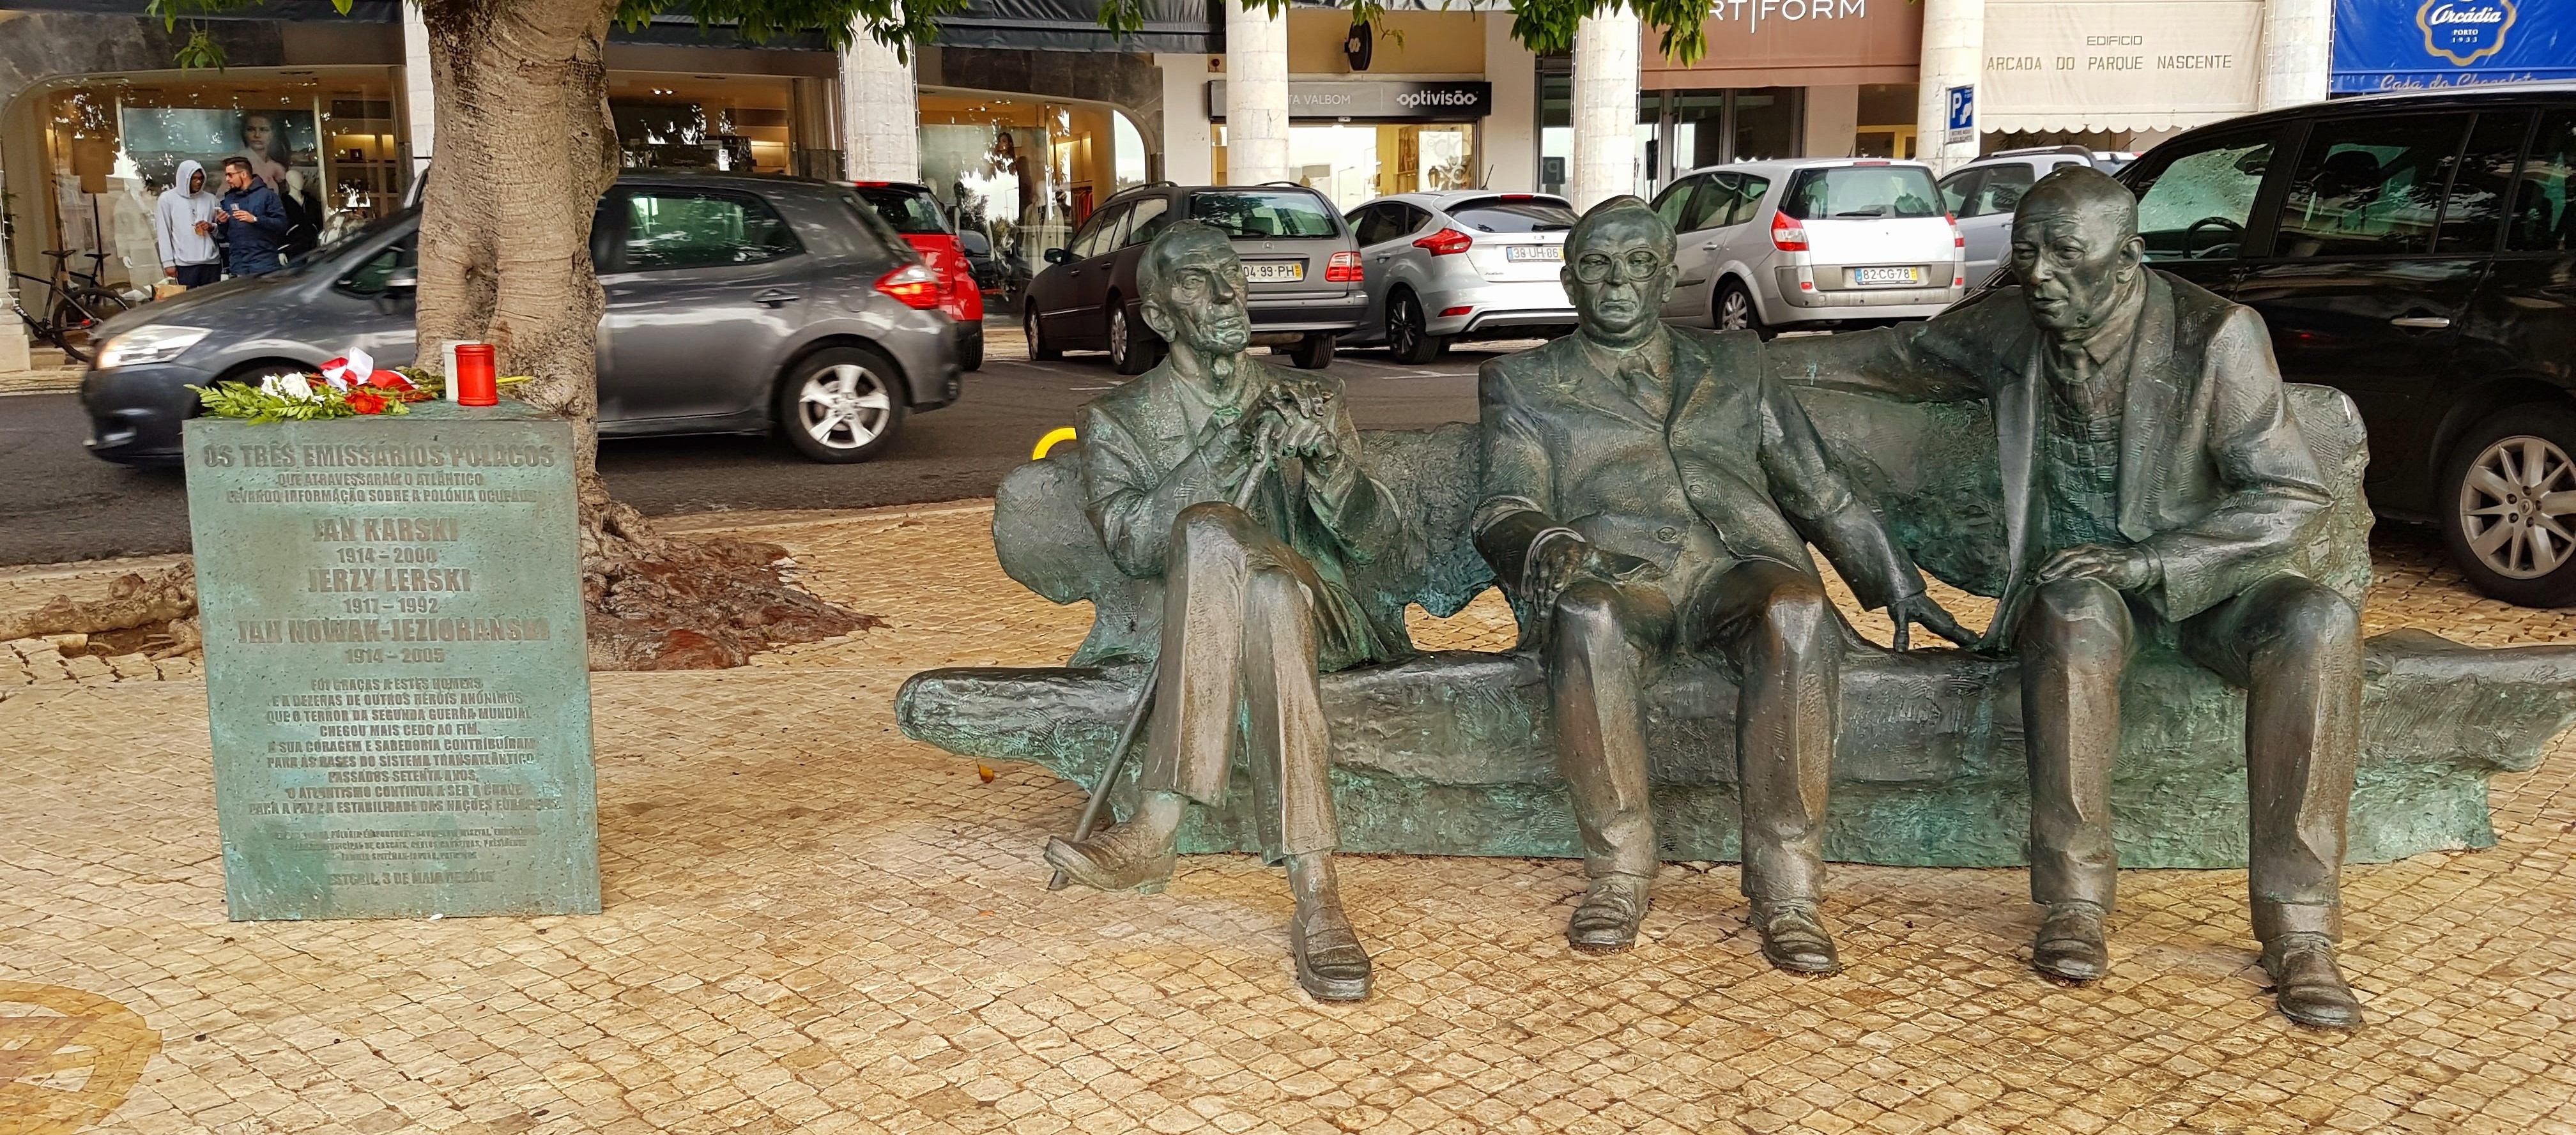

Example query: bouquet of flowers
[191,347,433,422]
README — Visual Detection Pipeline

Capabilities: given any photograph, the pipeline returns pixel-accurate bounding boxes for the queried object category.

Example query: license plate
[1852,266,1923,286]
[1245,261,1305,282]
[1505,245,1564,261]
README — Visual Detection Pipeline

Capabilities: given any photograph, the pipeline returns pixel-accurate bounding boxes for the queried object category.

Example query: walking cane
[1048,443,1276,890]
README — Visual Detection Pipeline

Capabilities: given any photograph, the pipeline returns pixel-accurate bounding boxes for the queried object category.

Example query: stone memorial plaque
[184,402,600,920]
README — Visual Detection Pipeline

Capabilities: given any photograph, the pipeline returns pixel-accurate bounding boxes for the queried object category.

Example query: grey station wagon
[82,171,960,466]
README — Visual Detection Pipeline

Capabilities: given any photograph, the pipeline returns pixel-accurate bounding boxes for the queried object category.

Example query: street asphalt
[0,343,1488,567]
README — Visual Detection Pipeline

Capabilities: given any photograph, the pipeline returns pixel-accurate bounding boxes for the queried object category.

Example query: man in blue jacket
[216,156,290,277]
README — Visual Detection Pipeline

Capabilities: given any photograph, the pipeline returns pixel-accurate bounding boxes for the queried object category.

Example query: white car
[1937,146,2140,286]
[1342,191,1581,363]
[1648,158,1966,338]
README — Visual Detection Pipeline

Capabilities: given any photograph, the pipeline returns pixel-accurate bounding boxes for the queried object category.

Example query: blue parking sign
[1945,85,1975,133]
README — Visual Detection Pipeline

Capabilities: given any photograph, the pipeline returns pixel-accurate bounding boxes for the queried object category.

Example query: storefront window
[1212,123,1478,212]
[1540,68,1571,198]
[1855,84,1919,159]
[8,68,408,291]
[914,90,1142,303]
[608,73,796,175]
[1636,88,1805,197]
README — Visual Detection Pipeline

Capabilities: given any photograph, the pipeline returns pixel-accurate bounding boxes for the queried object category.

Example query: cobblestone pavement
[6,505,2576,1134]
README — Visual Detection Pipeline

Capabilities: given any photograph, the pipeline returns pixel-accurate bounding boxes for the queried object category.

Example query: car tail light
[876,262,942,310]
[1414,228,1475,255]
[1325,250,1364,282]
[1948,213,1965,248]
[1441,305,1472,317]
[1770,212,1809,252]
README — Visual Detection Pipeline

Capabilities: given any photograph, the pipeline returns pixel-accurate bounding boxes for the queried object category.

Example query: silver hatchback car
[1650,158,1966,338]
[1341,192,1579,363]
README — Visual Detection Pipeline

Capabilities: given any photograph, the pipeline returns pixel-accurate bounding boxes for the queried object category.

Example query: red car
[852,181,985,370]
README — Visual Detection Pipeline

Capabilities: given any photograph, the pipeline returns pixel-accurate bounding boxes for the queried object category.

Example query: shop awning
[930,0,1220,53]
[1977,0,2263,134]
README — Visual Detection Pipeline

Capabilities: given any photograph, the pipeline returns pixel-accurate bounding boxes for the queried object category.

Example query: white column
[1915,0,1983,172]
[2258,0,2333,109]
[1158,54,1218,185]
[1483,14,1538,193]
[1225,4,1290,185]
[1802,84,1861,159]
[841,27,921,182]
[1568,7,1640,211]
[401,5,436,179]
[0,151,26,370]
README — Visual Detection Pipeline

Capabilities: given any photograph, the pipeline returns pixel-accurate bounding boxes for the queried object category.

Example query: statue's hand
[2034,544,2159,592]
[1889,593,1976,651]
[1527,535,1659,608]
[1584,546,1661,584]
[1524,532,1592,609]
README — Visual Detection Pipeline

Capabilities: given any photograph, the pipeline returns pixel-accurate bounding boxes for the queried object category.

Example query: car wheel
[1717,280,1770,340]
[1108,300,1161,376]
[777,346,906,464]
[1386,289,1445,365]
[1287,333,1337,370]
[2441,404,2576,607]
[1025,301,1060,362]
[959,323,985,372]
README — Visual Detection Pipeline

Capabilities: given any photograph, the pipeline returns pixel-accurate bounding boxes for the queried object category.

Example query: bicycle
[10,249,131,365]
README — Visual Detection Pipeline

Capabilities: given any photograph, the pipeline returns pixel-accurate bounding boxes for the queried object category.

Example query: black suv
[1021,182,1367,375]
[2122,84,2576,606]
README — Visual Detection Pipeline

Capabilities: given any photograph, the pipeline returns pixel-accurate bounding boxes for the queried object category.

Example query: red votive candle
[454,344,498,406]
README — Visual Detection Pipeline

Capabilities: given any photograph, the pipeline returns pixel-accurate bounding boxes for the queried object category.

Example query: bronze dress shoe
[1752,901,1841,974]
[1289,906,1373,1001]
[1568,872,1651,952]
[1043,823,1177,894]
[2033,901,2110,983]
[2262,933,2363,1028]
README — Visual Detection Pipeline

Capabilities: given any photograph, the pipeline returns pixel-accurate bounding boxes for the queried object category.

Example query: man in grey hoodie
[155,160,222,287]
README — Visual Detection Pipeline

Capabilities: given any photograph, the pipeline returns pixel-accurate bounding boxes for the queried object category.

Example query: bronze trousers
[1542,560,1838,899]
[1138,502,1342,864]
[2015,573,2362,939]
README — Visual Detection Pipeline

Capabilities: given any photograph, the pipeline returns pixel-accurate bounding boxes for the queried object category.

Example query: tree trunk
[413,0,871,670]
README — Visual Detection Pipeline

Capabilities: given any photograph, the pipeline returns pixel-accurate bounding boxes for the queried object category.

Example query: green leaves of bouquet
[190,371,413,423]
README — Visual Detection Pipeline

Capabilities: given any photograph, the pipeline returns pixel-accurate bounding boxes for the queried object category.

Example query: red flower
[345,390,388,415]
[365,369,414,391]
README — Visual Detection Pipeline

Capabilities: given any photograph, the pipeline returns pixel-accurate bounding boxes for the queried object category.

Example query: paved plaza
[5,505,2576,1134]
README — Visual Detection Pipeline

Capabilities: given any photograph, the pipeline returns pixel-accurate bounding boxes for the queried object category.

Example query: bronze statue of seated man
[1768,167,2366,1028]
[1473,197,1968,971]
[1041,220,1413,1002]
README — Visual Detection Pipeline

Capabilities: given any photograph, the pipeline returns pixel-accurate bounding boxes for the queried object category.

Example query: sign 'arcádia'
[185,400,600,921]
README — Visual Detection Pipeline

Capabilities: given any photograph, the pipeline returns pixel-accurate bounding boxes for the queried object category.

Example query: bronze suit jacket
[1765,271,2333,641]
[1475,324,1924,630]
[1078,358,1413,669]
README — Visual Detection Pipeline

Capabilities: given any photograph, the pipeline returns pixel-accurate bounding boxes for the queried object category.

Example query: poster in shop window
[118,107,324,245]
[1979,0,2264,135]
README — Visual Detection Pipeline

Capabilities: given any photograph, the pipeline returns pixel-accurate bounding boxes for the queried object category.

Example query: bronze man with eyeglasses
[1475,197,1968,969]
[1767,167,2365,1028]
[1045,221,1411,1002]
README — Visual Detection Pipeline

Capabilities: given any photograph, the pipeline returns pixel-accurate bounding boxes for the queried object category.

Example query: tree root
[2,506,875,673]
[0,561,197,642]
[580,500,879,671]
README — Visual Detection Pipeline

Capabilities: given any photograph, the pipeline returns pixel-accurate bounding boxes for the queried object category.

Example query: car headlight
[96,325,211,369]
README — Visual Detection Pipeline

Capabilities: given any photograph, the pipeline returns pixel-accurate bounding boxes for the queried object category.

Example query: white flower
[262,373,316,400]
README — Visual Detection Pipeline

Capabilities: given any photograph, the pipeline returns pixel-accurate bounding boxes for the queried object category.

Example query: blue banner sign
[2334,0,2576,92]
